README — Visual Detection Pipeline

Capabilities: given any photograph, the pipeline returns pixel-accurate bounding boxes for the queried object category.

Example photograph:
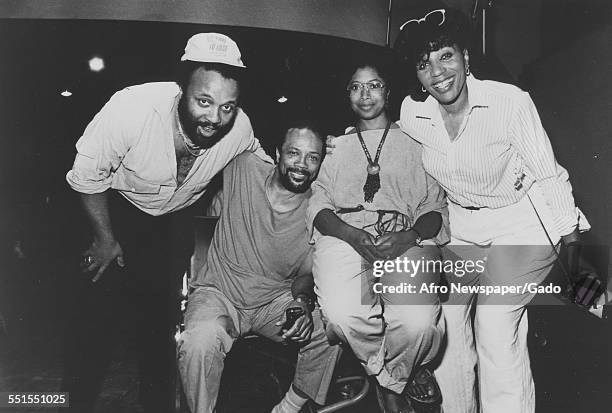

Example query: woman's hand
[326,135,337,155]
[562,228,582,278]
[374,230,420,259]
[346,228,388,264]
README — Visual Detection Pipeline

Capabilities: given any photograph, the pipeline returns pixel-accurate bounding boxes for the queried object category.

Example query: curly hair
[393,7,473,98]
[346,49,397,92]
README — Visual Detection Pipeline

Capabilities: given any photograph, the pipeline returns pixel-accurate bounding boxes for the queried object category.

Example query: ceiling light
[88,56,105,72]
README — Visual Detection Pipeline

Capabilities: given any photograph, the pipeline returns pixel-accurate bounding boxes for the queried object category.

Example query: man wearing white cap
[64,33,270,412]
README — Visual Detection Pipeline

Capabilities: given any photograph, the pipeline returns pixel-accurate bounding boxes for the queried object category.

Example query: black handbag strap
[525,193,573,286]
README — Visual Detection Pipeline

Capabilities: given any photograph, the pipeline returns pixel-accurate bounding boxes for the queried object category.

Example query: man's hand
[347,228,388,264]
[326,135,337,155]
[78,192,124,282]
[374,230,419,260]
[81,237,125,282]
[276,300,313,344]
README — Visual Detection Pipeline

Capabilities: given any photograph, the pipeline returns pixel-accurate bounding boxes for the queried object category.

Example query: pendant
[367,163,380,175]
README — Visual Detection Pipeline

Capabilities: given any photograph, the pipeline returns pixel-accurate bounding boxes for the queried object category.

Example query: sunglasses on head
[399,8,446,31]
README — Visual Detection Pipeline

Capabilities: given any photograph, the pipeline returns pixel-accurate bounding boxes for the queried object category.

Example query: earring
[466,66,471,76]
[421,85,427,93]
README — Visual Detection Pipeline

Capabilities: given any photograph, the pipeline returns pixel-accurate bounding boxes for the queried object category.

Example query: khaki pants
[313,236,445,394]
[177,286,340,413]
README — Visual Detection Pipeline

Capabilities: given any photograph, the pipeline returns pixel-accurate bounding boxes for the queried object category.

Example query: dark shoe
[404,368,442,406]
[299,400,318,413]
[375,384,415,413]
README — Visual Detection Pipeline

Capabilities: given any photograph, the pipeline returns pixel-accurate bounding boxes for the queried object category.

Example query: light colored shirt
[191,152,313,309]
[399,76,589,237]
[307,125,449,244]
[66,82,270,216]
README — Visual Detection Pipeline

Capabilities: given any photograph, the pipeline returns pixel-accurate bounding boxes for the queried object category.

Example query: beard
[177,97,236,149]
[279,167,313,194]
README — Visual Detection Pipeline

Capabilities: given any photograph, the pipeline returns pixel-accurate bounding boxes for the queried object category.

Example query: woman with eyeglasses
[306,56,449,412]
[394,7,590,413]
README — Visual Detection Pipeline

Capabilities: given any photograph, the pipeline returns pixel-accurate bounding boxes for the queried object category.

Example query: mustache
[287,167,311,178]
[196,120,221,131]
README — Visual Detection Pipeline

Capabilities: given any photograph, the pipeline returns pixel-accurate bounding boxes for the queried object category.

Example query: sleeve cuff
[555,207,591,237]
[66,170,112,194]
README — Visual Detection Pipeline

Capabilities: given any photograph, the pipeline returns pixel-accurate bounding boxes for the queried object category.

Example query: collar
[465,75,489,109]
[414,75,489,121]
[145,82,184,117]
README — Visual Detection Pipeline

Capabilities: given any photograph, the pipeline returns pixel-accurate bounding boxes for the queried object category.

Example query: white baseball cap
[181,33,246,68]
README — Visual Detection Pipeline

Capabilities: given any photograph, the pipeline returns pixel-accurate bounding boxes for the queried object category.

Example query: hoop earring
[466,66,471,76]
[421,85,427,93]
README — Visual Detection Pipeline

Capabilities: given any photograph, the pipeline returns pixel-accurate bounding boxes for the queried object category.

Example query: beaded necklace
[355,119,391,202]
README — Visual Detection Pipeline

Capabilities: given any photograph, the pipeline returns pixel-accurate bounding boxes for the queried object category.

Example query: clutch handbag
[526,194,608,319]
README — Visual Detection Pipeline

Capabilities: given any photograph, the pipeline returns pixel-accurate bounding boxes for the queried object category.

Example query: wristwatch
[295,294,315,312]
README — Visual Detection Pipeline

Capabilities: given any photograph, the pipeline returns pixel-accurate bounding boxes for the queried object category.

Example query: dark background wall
[528,0,612,256]
[0,0,390,46]
[489,0,612,271]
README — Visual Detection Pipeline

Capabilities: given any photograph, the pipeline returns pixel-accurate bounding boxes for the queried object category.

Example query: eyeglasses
[399,8,446,31]
[347,81,386,94]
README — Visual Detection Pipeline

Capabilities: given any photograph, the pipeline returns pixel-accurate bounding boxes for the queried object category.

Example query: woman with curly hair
[394,7,590,413]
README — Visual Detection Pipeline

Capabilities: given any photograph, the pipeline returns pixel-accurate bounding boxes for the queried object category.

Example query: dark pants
[61,193,195,413]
